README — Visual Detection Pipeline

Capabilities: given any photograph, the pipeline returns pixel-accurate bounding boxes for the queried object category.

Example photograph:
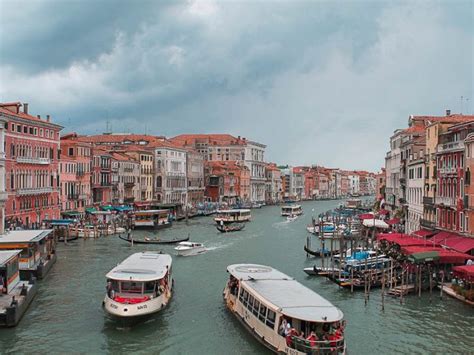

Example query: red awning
[378,233,440,247]
[431,231,474,254]
[412,229,437,238]
[453,265,474,281]
[359,213,374,220]
[401,246,472,264]
[386,218,400,225]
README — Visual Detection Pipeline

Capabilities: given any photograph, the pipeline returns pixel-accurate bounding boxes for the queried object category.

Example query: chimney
[446,109,451,116]
[46,115,50,122]
[37,115,41,119]
[23,103,28,115]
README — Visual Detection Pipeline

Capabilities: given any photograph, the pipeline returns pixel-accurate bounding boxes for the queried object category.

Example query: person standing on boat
[279,317,288,336]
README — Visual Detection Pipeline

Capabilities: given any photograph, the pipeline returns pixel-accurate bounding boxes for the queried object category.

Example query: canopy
[430,231,474,254]
[362,219,389,229]
[402,246,472,264]
[386,218,400,225]
[412,229,437,238]
[407,251,440,264]
[358,213,374,220]
[378,233,440,247]
[101,205,114,211]
[113,206,133,212]
[378,209,390,215]
[85,207,97,214]
[452,265,474,281]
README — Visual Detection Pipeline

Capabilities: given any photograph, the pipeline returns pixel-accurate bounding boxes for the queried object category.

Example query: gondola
[119,234,189,244]
[303,245,340,257]
[216,223,245,233]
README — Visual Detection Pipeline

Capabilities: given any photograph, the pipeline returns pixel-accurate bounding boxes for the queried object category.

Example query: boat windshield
[278,316,346,354]
[106,278,167,299]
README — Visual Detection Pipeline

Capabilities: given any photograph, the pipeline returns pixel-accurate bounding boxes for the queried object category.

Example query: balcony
[437,141,464,154]
[420,218,436,229]
[76,171,86,177]
[435,196,455,207]
[16,157,50,165]
[67,194,79,200]
[78,194,88,200]
[423,196,434,205]
[16,187,55,196]
[438,167,457,175]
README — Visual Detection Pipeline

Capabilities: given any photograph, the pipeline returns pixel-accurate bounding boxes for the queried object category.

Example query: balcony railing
[420,218,436,229]
[423,196,434,205]
[16,157,50,165]
[437,141,464,154]
[67,194,79,200]
[16,187,55,195]
[435,196,455,206]
[78,194,88,200]
[438,167,457,175]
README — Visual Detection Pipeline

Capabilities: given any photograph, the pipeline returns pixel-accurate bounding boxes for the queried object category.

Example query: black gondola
[216,223,245,233]
[119,234,189,244]
[303,245,340,257]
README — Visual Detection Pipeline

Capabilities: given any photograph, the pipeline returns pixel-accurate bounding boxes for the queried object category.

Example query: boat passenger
[306,331,318,347]
[279,317,288,336]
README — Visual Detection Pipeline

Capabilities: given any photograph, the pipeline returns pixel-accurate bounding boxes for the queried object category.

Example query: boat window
[258,304,267,322]
[266,310,276,329]
[252,299,260,316]
[145,281,155,293]
[248,294,254,309]
[120,281,143,294]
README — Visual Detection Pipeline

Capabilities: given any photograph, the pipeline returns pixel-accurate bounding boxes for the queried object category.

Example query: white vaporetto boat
[281,205,303,217]
[174,242,207,256]
[214,209,251,223]
[103,252,173,323]
[223,264,346,354]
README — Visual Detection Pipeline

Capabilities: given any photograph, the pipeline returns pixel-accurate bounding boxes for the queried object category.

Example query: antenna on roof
[461,96,464,115]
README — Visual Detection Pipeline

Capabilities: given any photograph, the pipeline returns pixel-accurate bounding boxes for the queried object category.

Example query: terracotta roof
[110,152,138,162]
[403,125,425,134]
[411,114,474,125]
[0,104,62,128]
[170,134,246,146]
[206,160,249,172]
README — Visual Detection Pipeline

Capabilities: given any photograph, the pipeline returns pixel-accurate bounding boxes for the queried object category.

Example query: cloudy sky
[0,0,472,170]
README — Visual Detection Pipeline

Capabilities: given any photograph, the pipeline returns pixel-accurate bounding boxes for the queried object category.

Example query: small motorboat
[216,223,245,233]
[286,215,298,222]
[174,242,207,256]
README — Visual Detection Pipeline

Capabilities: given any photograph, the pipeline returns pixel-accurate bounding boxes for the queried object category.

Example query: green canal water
[1,200,473,354]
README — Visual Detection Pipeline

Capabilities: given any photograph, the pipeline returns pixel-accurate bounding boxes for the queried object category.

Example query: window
[23,126,27,134]
[16,125,21,133]
[69,147,74,156]
[266,310,276,329]
[258,304,267,322]
[252,299,260,316]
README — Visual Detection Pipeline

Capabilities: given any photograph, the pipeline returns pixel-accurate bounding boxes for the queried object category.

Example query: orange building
[205,161,250,204]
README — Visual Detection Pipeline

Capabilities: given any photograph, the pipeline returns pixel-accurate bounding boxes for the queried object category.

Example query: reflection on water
[0,199,473,355]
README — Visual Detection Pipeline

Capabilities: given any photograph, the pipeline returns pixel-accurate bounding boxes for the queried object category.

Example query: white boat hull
[103,291,171,319]
[176,247,207,257]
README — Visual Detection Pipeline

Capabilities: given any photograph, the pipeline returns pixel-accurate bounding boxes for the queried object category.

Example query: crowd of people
[279,317,345,352]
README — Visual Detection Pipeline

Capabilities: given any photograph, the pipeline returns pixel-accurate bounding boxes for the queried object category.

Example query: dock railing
[289,335,345,354]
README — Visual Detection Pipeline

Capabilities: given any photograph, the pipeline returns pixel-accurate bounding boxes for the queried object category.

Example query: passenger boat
[214,209,251,224]
[103,252,173,323]
[281,205,303,217]
[174,242,206,256]
[216,223,245,233]
[132,210,171,230]
[223,264,346,354]
[118,234,189,245]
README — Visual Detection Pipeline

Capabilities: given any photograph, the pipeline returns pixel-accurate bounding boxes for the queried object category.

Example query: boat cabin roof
[217,209,251,213]
[0,230,53,244]
[227,264,343,323]
[282,205,301,209]
[0,250,21,266]
[135,209,168,215]
[106,252,172,282]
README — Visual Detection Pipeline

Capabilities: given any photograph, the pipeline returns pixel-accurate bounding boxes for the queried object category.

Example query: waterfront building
[154,144,188,205]
[385,129,405,213]
[436,121,474,233]
[264,163,282,204]
[170,134,266,203]
[348,173,360,196]
[316,170,330,199]
[406,136,425,234]
[186,149,205,205]
[122,148,155,202]
[1,102,62,228]
[91,147,112,205]
[0,115,7,234]
[375,168,386,201]
[205,161,250,204]
[110,152,140,204]
[292,167,305,200]
[340,172,350,198]
[464,132,474,235]
[60,133,93,215]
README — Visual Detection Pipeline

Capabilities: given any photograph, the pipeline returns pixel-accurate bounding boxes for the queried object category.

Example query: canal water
[1,200,473,354]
